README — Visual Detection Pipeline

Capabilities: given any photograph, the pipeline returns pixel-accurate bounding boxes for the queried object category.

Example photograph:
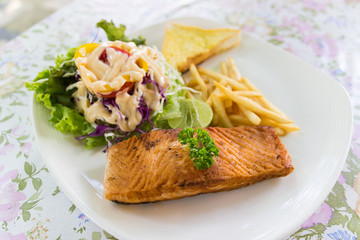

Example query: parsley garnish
[178,128,219,170]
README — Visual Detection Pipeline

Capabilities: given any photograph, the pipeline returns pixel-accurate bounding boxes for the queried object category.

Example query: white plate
[32,17,353,240]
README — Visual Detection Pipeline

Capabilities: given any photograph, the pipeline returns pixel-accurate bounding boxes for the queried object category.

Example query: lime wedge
[168,99,213,128]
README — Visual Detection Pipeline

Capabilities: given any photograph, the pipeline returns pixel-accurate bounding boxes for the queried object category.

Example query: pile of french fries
[185,58,300,136]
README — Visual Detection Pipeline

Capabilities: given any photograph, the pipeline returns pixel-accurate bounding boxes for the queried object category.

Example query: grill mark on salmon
[104,126,293,203]
[216,128,262,175]
[216,128,271,175]
[219,128,265,163]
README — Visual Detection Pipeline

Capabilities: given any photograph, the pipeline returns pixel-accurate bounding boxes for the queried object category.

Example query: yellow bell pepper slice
[136,58,148,72]
[74,43,99,59]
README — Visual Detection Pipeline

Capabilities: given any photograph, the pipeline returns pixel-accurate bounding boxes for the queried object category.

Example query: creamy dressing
[133,47,167,88]
[115,90,143,131]
[72,41,169,132]
[142,86,161,113]
[75,42,146,95]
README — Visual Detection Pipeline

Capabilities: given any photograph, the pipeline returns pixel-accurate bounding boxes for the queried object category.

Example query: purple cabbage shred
[103,132,130,153]
[75,72,81,81]
[137,95,155,129]
[102,97,119,110]
[142,73,168,106]
[103,132,130,152]
[76,124,118,141]
[87,92,96,104]
[77,72,168,152]
[102,97,124,119]
[135,128,146,134]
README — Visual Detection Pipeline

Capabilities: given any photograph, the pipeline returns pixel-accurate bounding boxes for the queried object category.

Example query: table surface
[1,0,360,239]
[0,0,74,47]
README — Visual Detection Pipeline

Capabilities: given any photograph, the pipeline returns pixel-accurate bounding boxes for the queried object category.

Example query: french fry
[221,62,255,125]
[198,67,248,90]
[190,64,208,101]
[229,114,253,125]
[185,77,197,88]
[227,57,242,81]
[214,82,292,124]
[206,77,225,105]
[219,79,227,86]
[223,59,236,82]
[225,58,250,139]
[238,105,261,125]
[233,90,262,97]
[258,95,287,117]
[261,118,301,133]
[274,127,286,136]
[223,61,246,119]
[282,123,301,132]
[193,85,202,91]
[206,83,214,95]
[241,76,258,92]
[205,73,228,87]
[212,113,219,126]
[186,90,195,99]
[184,60,299,136]
[201,74,212,83]
[214,66,241,116]
[224,99,233,109]
[226,106,234,114]
[220,61,229,76]
[211,95,233,128]
[242,77,287,117]
[232,101,240,114]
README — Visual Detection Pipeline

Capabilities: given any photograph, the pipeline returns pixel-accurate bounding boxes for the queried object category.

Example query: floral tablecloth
[1,0,360,239]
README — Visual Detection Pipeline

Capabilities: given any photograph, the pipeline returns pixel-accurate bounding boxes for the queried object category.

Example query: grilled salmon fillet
[104,126,293,203]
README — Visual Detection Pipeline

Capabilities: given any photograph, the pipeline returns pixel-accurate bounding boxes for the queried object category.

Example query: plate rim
[31,16,354,240]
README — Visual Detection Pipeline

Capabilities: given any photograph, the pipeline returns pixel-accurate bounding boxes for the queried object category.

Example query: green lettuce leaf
[96,19,146,45]
[152,69,186,129]
[26,48,106,149]
[27,20,190,150]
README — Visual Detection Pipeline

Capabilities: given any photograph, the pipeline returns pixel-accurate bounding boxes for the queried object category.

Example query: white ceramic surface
[32,17,353,240]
